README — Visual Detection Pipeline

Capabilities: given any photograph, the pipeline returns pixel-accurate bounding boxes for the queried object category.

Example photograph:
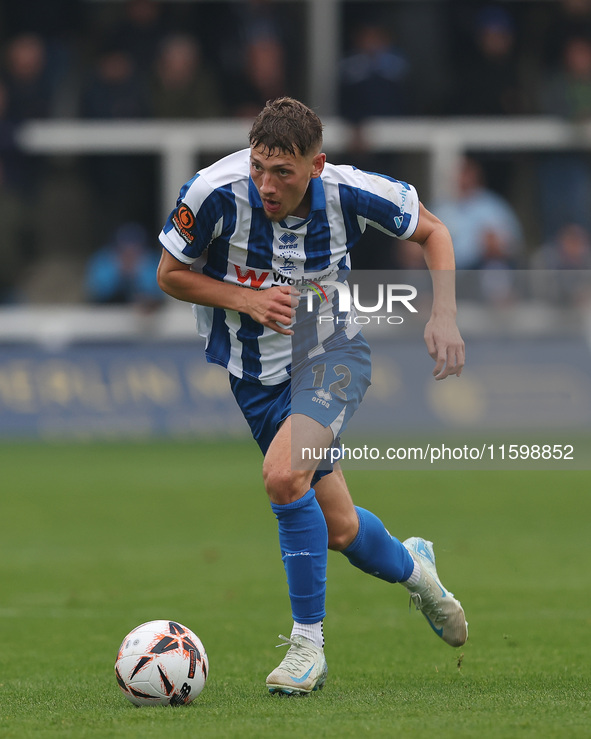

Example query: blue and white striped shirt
[159,148,419,385]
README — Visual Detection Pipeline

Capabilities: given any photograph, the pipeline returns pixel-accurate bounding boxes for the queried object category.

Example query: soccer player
[157,97,467,695]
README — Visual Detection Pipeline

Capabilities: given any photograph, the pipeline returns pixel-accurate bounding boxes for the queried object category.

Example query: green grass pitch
[0,439,589,738]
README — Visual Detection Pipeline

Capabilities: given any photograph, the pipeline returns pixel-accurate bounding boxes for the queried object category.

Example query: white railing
[17,116,591,222]
[10,115,591,341]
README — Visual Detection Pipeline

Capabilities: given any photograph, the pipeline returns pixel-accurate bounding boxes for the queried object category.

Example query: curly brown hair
[248,97,323,157]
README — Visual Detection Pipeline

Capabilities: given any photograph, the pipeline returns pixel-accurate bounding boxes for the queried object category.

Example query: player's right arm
[157,249,298,336]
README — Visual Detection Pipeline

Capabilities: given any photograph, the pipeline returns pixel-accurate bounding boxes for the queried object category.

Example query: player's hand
[244,286,300,335]
[424,314,465,380]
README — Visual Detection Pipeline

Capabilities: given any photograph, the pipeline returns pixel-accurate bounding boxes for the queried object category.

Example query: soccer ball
[115,620,208,706]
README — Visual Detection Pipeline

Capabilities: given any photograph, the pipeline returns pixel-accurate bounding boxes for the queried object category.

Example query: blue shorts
[229,333,372,478]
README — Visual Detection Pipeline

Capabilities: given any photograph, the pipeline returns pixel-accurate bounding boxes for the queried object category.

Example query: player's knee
[262,463,310,505]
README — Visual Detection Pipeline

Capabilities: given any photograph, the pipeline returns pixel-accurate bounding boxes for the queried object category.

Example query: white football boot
[266,635,328,695]
[403,537,468,647]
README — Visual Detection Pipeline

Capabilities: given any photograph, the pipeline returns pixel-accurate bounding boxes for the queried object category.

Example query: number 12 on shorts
[312,363,351,400]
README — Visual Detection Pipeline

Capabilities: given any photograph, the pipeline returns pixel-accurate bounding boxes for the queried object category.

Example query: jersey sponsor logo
[271,271,335,288]
[172,204,196,245]
[233,264,269,288]
[272,272,308,285]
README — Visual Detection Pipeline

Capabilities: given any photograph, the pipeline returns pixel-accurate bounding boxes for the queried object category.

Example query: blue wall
[1,337,589,441]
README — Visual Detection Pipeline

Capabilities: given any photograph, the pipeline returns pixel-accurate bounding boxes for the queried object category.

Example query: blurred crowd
[1,0,591,305]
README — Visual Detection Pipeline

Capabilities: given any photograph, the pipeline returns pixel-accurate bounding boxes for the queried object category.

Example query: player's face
[250,144,325,222]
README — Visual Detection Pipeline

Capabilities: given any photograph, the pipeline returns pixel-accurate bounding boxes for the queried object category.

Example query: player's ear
[311,152,326,178]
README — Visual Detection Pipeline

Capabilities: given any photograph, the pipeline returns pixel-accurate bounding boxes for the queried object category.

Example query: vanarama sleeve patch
[172,203,196,245]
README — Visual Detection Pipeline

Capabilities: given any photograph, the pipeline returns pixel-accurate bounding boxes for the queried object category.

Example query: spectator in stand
[451,5,527,116]
[0,80,22,192]
[219,0,303,118]
[80,46,150,119]
[540,34,591,119]
[531,223,591,306]
[0,159,27,303]
[3,33,53,120]
[533,223,591,270]
[79,46,152,241]
[2,0,83,116]
[2,35,55,200]
[234,0,286,45]
[536,34,591,237]
[228,34,288,119]
[431,156,524,271]
[85,222,164,309]
[335,18,411,270]
[150,34,223,119]
[541,0,591,70]
[338,21,411,124]
[106,0,167,81]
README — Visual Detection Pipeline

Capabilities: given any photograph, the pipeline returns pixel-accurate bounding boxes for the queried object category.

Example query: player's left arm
[408,202,465,380]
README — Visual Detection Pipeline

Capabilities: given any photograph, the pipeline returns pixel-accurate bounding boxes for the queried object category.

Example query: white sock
[291,620,324,648]
[404,560,421,587]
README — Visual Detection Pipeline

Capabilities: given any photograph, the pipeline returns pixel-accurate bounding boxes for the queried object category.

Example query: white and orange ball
[115,620,208,706]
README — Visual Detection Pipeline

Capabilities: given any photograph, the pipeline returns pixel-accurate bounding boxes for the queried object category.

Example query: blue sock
[270,488,327,624]
[342,507,414,583]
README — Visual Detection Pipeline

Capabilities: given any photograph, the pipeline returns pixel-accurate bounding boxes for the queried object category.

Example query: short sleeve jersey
[159,148,420,385]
